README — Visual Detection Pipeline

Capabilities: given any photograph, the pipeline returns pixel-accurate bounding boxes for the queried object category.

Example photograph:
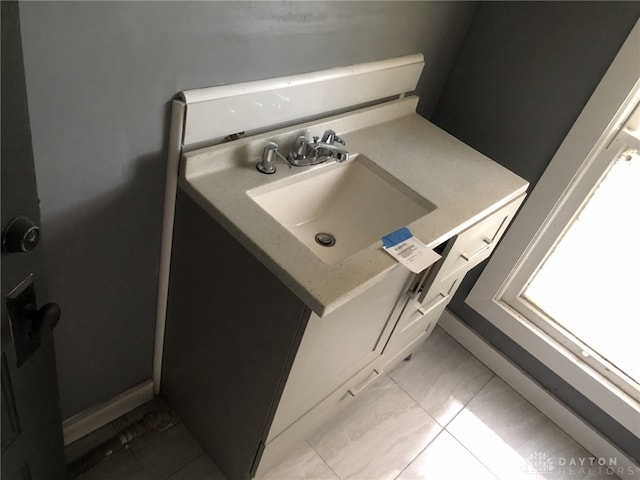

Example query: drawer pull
[422,292,448,311]
[348,369,383,397]
[461,238,492,262]
[408,293,448,326]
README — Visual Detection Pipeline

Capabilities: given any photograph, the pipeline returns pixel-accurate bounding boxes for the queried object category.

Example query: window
[467,20,640,436]
[521,138,639,389]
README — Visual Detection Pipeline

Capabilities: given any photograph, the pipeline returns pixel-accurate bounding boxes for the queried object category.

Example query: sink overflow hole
[315,232,336,247]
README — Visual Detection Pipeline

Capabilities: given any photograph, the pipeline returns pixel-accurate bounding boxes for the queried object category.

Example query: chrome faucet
[288,130,349,166]
[257,130,349,174]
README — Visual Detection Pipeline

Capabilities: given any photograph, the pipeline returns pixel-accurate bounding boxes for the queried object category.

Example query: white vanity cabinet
[163,187,526,480]
[254,192,527,477]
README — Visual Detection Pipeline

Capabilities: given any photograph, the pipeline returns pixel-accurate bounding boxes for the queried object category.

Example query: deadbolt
[2,216,40,253]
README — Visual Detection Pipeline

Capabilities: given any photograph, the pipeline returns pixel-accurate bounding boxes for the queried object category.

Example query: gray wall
[432,2,640,461]
[18,1,477,419]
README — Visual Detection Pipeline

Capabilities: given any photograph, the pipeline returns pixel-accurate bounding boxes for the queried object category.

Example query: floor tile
[167,453,228,480]
[111,396,172,431]
[76,449,148,480]
[446,376,589,480]
[262,442,339,480]
[65,422,118,464]
[397,430,497,480]
[134,423,204,479]
[389,326,494,426]
[308,374,442,480]
[531,419,604,479]
[111,396,178,452]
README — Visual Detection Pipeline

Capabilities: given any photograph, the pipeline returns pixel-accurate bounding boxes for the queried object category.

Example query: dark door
[1,2,67,478]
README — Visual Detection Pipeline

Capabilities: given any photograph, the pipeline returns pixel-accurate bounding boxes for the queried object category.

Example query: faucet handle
[320,129,345,146]
[293,136,309,155]
[320,130,335,144]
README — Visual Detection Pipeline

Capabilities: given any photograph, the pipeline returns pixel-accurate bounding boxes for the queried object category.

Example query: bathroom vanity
[158,56,528,479]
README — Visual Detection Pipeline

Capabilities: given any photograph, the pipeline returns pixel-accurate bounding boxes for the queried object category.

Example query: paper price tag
[382,227,440,273]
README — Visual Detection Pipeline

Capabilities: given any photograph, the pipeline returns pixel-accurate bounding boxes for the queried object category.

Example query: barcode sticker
[382,228,440,273]
[395,242,417,259]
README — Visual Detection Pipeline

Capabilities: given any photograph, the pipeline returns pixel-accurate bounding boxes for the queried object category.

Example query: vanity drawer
[421,268,465,307]
[380,327,432,375]
[383,287,449,355]
[438,195,524,279]
[257,361,386,478]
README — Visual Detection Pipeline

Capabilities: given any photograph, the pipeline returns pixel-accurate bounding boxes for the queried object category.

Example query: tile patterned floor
[66,397,225,480]
[68,327,635,480]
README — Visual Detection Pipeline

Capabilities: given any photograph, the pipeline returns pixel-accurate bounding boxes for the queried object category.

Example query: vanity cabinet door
[423,195,525,299]
[268,265,413,440]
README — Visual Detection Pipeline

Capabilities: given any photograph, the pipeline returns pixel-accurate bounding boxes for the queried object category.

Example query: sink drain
[315,232,336,247]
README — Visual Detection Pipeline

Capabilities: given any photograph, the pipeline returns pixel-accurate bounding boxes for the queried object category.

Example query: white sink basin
[248,155,436,264]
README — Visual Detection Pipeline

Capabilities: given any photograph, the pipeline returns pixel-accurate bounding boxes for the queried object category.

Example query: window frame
[466,19,640,436]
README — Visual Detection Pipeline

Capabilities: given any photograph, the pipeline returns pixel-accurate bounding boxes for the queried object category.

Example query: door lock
[2,216,40,253]
[6,275,61,367]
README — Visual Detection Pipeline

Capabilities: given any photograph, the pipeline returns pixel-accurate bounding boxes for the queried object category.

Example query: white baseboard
[62,379,154,445]
[439,309,638,472]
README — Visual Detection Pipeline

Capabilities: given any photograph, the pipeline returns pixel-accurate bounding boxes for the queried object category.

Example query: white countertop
[179,97,529,316]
